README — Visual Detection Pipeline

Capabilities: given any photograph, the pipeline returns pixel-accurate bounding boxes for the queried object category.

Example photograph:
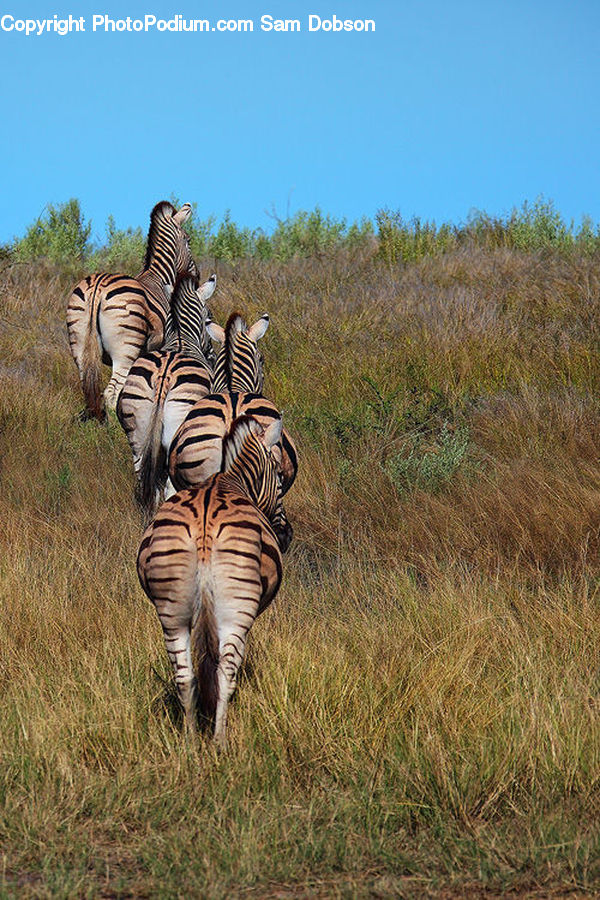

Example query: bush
[186,214,216,259]
[11,197,600,267]
[14,199,92,263]
[376,209,456,265]
[266,208,369,260]
[88,215,146,272]
[386,422,472,494]
[466,196,600,254]
[207,212,255,260]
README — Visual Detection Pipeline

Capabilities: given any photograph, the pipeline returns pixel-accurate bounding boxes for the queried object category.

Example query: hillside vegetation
[0,204,599,897]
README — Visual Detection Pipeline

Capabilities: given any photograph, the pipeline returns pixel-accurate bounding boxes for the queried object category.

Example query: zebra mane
[222,312,247,389]
[222,415,262,473]
[163,274,198,348]
[162,275,213,363]
[143,201,178,270]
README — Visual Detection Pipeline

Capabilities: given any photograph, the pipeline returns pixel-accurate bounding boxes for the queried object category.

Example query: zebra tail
[136,398,167,522]
[191,584,219,722]
[81,296,104,421]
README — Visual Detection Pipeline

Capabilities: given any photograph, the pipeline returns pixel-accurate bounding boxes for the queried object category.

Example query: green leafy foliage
[466,196,600,252]
[376,209,457,264]
[266,208,374,260]
[89,215,146,272]
[386,422,472,494]
[207,211,255,260]
[14,199,92,263]
[10,197,600,268]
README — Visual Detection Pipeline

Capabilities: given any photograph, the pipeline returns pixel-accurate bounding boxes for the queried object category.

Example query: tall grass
[1,237,600,895]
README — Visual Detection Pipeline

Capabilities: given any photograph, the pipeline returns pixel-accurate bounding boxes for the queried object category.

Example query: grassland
[1,234,600,897]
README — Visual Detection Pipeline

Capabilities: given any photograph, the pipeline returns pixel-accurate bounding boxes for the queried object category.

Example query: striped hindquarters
[67,272,155,416]
[168,392,298,494]
[67,272,153,353]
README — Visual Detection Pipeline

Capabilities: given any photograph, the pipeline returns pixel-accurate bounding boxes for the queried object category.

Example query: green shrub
[268,208,374,261]
[386,423,472,494]
[576,215,600,254]
[207,212,255,260]
[466,197,600,254]
[376,209,456,265]
[10,196,600,267]
[15,199,91,263]
[506,197,573,250]
[186,214,216,259]
[88,215,146,272]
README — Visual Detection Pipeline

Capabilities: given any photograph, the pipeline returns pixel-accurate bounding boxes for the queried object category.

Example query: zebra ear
[247,314,270,342]
[207,320,225,343]
[197,274,216,303]
[162,283,174,301]
[263,416,283,449]
[173,203,192,225]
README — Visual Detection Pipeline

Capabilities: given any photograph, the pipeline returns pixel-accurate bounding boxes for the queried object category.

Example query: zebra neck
[224,465,279,520]
[231,372,258,391]
[140,254,177,298]
[212,365,259,393]
[138,270,172,313]
[162,335,209,365]
[221,464,262,507]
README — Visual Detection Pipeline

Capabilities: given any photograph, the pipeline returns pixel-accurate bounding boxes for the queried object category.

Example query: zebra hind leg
[162,624,199,735]
[104,369,130,413]
[213,640,246,749]
[99,304,147,412]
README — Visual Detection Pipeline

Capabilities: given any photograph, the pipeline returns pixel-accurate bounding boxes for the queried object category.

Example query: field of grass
[1,235,600,897]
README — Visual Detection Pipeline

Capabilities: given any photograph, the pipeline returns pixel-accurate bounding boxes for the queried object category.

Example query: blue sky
[0,0,598,242]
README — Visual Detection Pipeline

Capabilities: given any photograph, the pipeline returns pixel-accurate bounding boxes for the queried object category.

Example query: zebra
[167,310,298,495]
[137,414,292,744]
[117,273,216,523]
[66,200,198,421]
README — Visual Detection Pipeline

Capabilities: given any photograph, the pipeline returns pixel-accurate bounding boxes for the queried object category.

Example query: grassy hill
[0,226,599,896]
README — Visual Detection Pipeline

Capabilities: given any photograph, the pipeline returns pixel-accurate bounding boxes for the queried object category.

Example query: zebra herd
[66,200,298,746]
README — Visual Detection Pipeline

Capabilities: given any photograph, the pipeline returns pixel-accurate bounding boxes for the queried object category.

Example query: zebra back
[117,268,216,519]
[163,273,217,366]
[208,312,269,393]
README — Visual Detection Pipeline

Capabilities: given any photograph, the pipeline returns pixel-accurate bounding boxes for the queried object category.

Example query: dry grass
[0,247,600,897]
